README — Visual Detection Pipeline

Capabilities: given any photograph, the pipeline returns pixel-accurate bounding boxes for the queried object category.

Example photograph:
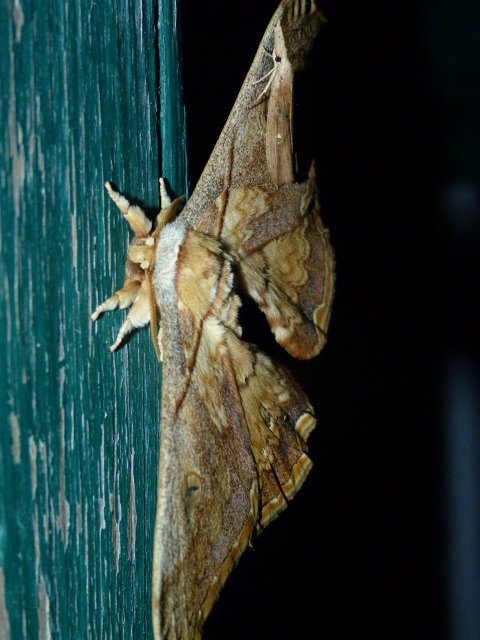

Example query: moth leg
[93,182,154,348]
[95,180,171,359]
[91,280,151,352]
[108,283,151,352]
[91,281,141,321]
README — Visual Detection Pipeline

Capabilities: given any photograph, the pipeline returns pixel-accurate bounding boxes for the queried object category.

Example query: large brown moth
[91,1,334,638]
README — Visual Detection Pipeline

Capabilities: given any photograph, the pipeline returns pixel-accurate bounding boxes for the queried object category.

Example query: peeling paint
[38,440,49,540]
[12,0,24,42]
[0,567,11,640]
[70,202,78,270]
[57,367,70,547]
[98,497,106,531]
[127,450,137,561]
[99,424,106,530]
[28,436,38,498]
[37,578,52,640]
[57,323,65,362]
[113,516,121,574]
[32,507,40,579]
[75,503,82,550]
[8,412,21,464]
[34,96,45,178]
[8,55,25,219]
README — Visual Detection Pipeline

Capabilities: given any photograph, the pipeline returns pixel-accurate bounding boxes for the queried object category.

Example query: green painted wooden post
[0,0,186,637]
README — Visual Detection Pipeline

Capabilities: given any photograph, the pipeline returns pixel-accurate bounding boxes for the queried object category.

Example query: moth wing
[179,0,325,226]
[236,167,335,359]
[151,224,315,638]
[194,165,334,360]
[175,0,332,360]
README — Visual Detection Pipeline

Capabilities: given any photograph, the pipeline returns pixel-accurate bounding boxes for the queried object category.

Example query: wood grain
[0,1,185,637]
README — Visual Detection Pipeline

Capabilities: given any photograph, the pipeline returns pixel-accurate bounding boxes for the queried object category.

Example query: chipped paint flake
[0,568,11,640]
[29,436,38,498]
[37,577,52,640]
[12,0,24,42]
[75,503,82,550]
[57,368,70,546]
[128,450,137,561]
[8,58,25,219]
[8,412,21,464]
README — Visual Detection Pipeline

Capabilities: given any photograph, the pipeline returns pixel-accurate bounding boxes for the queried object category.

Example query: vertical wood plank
[0,0,185,637]
[159,0,188,195]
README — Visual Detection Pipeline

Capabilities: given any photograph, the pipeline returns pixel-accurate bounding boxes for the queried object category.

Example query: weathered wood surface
[0,0,185,637]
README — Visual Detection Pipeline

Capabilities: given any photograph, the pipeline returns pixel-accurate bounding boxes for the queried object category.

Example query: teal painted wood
[0,0,186,637]
[159,0,188,196]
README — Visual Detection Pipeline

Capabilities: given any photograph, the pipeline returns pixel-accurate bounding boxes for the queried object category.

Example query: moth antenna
[251,45,280,105]
[252,65,276,87]
[255,67,277,101]
[253,43,274,67]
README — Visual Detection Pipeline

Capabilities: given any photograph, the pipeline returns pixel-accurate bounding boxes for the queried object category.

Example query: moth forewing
[150,221,317,639]
[179,0,326,226]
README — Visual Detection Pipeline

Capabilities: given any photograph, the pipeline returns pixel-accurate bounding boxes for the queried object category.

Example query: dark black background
[180,2,479,638]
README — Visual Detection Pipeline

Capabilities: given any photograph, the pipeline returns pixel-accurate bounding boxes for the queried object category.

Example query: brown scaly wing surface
[181,0,326,218]
[182,0,334,360]
[151,224,315,638]
[195,164,334,359]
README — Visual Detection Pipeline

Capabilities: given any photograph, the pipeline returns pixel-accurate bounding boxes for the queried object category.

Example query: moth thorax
[153,220,188,299]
